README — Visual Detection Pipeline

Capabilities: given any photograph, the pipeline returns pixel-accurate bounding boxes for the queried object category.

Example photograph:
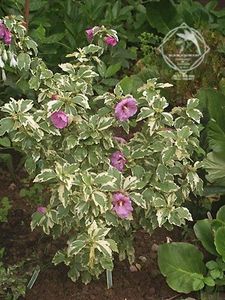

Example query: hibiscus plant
[0,25,203,283]
[0,15,37,80]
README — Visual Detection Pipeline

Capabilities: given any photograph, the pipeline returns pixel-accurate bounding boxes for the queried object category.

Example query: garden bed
[0,168,190,300]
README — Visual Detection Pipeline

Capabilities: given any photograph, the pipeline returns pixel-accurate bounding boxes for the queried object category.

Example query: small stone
[130,265,138,272]
[8,182,16,191]
[151,243,159,252]
[139,255,147,263]
[135,263,141,270]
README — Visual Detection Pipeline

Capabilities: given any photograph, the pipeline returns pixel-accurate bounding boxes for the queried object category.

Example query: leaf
[33,169,56,183]
[105,63,121,78]
[204,152,225,186]
[0,136,11,147]
[73,94,90,109]
[186,108,202,123]
[123,176,139,190]
[194,219,218,255]
[146,0,179,34]
[97,117,114,131]
[92,191,108,212]
[154,181,179,193]
[137,107,154,121]
[197,88,225,132]
[17,52,31,71]
[215,227,225,260]
[216,205,225,222]
[162,147,175,164]
[96,240,112,257]
[0,118,14,136]
[158,242,206,293]
[68,239,86,256]
[130,192,146,209]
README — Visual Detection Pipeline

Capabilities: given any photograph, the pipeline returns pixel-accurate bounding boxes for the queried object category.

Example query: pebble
[129,265,138,272]
[139,255,147,263]
[151,243,159,252]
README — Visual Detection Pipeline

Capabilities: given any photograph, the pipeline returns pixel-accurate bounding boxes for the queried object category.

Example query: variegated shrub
[0,15,37,80]
[0,28,203,283]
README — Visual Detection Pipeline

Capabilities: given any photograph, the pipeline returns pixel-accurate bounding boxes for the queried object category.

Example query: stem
[106,269,113,289]
[24,0,30,30]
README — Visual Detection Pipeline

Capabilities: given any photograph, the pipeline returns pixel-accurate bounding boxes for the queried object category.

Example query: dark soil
[0,168,194,300]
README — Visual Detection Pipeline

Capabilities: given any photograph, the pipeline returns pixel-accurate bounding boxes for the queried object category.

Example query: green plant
[19,182,45,206]
[0,25,204,283]
[158,205,225,295]
[0,196,11,222]
[0,249,29,300]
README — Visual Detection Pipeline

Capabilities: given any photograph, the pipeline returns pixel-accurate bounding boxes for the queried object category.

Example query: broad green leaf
[215,227,225,261]
[194,219,218,255]
[204,152,225,186]
[158,242,206,293]
[105,63,121,78]
[216,205,225,222]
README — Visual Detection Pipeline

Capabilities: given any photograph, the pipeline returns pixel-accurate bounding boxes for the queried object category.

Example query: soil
[0,168,195,300]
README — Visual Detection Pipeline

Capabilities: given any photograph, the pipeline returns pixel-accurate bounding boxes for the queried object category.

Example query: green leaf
[0,136,11,147]
[73,94,90,109]
[17,52,31,71]
[68,239,86,256]
[105,63,121,78]
[130,192,146,209]
[215,227,225,260]
[34,169,56,183]
[204,276,215,287]
[162,147,175,164]
[154,181,179,193]
[204,152,225,186]
[146,0,178,34]
[0,118,14,136]
[92,191,108,212]
[158,242,206,293]
[97,117,114,131]
[137,107,154,121]
[216,205,225,222]
[194,219,218,255]
[52,250,66,265]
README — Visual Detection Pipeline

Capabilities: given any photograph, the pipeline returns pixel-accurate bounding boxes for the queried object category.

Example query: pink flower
[37,206,47,214]
[3,29,12,45]
[0,21,12,45]
[86,28,94,42]
[104,35,118,47]
[115,97,138,121]
[50,111,68,129]
[110,151,126,172]
[114,136,127,144]
[112,192,133,219]
[0,21,5,39]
